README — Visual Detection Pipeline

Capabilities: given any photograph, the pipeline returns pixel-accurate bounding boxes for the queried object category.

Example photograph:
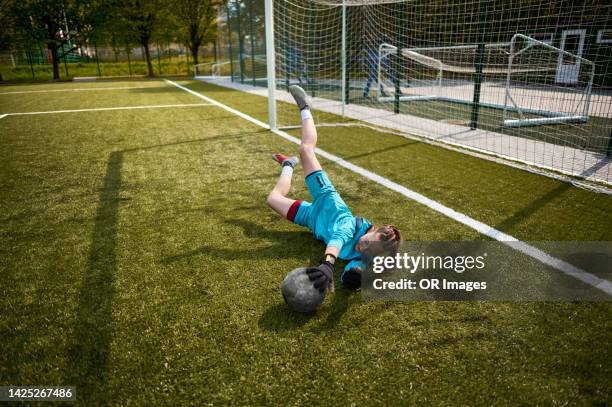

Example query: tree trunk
[49,43,60,80]
[143,42,154,77]
[190,43,199,66]
[112,34,118,62]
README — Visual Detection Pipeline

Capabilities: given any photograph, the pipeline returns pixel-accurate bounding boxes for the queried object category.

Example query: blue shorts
[290,170,346,229]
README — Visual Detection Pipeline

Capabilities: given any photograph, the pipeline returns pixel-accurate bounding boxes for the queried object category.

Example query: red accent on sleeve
[287,200,302,222]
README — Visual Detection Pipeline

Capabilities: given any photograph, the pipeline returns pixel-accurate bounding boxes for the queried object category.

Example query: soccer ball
[281,267,326,313]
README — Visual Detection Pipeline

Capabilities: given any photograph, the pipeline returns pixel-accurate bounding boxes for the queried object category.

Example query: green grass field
[1,79,611,405]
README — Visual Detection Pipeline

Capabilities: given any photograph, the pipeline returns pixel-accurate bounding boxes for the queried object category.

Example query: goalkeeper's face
[356,225,403,257]
[355,230,383,256]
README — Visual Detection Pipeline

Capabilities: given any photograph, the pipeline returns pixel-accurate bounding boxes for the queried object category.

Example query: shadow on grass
[228,218,316,243]
[121,128,267,153]
[163,243,310,262]
[163,219,321,263]
[310,288,354,333]
[491,150,612,235]
[341,139,418,162]
[259,275,363,333]
[258,303,316,332]
[260,287,363,333]
[65,151,122,403]
[494,182,571,233]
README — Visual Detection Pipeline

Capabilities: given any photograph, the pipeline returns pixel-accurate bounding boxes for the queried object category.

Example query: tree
[11,0,98,80]
[119,0,167,77]
[0,0,18,81]
[174,0,219,66]
[12,0,68,80]
[0,0,17,51]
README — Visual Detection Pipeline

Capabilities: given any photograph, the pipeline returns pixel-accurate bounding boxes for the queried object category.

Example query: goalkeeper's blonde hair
[375,225,403,255]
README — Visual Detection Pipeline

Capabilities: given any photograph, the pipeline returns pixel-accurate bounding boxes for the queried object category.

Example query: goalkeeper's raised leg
[265,85,319,220]
[287,85,323,178]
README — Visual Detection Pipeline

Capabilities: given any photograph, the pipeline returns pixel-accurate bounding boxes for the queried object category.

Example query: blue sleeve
[341,259,366,290]
[343,259,366,276]
[327,216,355,252]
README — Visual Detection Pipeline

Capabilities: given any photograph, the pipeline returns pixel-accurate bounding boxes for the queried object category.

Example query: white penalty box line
[0,103,215,118]
[165,79,612,296]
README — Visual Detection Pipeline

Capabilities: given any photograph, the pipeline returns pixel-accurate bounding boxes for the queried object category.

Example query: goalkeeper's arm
[307,220,352,293]
[324,245,339,259]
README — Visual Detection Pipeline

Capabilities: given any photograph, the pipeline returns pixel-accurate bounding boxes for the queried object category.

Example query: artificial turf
[1,79,610,405]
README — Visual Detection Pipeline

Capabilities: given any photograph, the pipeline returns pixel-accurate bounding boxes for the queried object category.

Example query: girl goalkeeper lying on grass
[266,85,403,292]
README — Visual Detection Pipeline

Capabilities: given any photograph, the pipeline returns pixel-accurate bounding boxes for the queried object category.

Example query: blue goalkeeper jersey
[292,170,372,262]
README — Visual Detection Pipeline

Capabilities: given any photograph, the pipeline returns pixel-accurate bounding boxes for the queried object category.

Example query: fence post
[63,48,69,78]
[308,2,315,97]
[126,43,132,77]
[95,41,102,77]
[394,1,406,114]
[27,50,35,79]
[249,0,256,86]
[470,0,488,129]
[284,1,289,88]
[341,0,346,116]
[236,0,245,84]
[227,2,235,82]
[344,5,351,106]
[214,40,218,65]
[157,41,162,76]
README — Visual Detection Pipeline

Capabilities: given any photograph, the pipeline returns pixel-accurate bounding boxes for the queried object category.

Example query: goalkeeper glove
[306,255,335,293]
[342,267,362,291]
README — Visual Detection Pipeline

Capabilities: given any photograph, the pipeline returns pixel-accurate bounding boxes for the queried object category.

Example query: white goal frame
[503,33,594,128]
[194,61,232,79]
[374,34,594,128]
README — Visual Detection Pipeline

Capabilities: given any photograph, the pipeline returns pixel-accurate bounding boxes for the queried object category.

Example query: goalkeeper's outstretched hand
[342,267,362,291]
[306,262,334,293]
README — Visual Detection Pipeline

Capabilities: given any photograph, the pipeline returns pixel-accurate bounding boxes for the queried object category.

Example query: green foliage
[7,0,108,79]
[115,0,168,76]
[0,0,18,51]
[173,0,220,65]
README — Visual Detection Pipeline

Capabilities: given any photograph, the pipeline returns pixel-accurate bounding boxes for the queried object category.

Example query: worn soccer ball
[281,267,326,313]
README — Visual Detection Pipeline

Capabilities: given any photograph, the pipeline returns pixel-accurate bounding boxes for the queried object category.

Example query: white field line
[0,114,6,120]
[0,86,162,95]
[1,103,214,117]
[165,79,612,295]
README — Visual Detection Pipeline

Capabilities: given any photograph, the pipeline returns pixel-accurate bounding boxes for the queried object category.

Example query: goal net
[202,0,612,184]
